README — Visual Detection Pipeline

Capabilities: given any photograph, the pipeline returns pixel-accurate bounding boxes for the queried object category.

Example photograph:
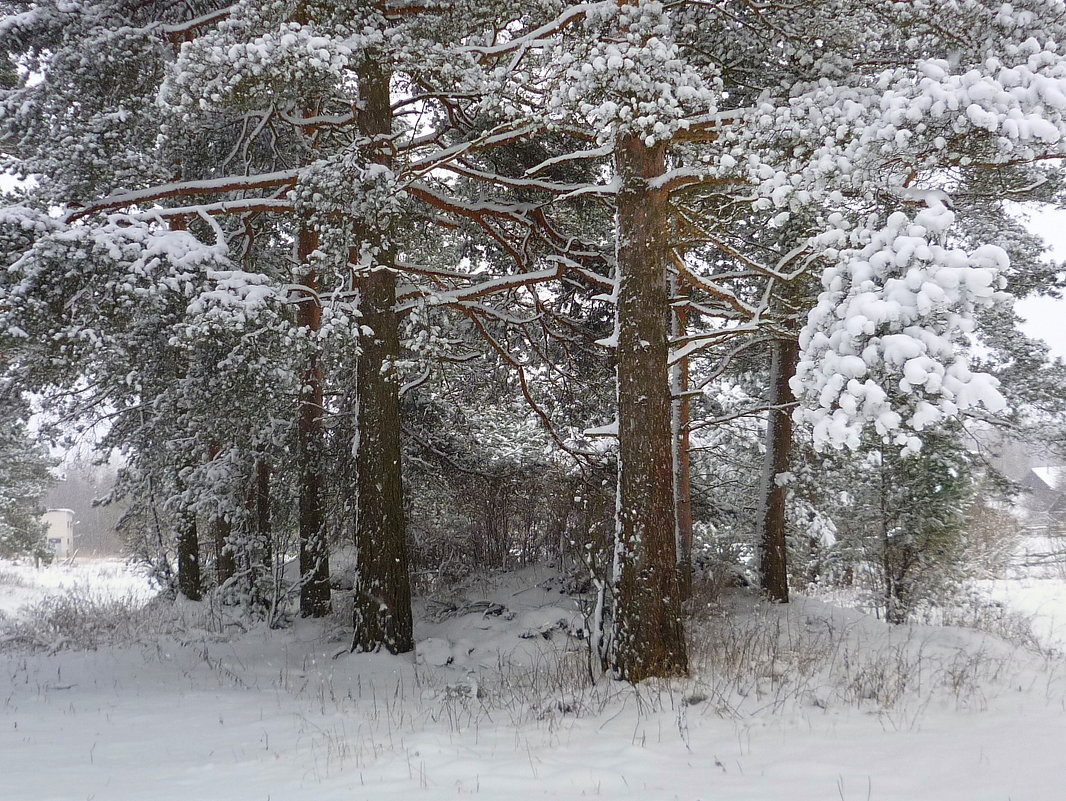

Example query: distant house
[43,508,76,558]
[1021,467,1066,534]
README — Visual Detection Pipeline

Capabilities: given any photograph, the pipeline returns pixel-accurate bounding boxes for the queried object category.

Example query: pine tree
[0,381,56,561]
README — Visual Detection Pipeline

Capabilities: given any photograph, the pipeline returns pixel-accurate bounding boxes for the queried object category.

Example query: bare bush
[0,566,28,588]
[0,586,151,652]
[916,593,1049,653]
[961,498,1025,579]
[681,592,1029,719]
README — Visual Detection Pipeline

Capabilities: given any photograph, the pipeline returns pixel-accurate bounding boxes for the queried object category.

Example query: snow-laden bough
[792,198,1009,454]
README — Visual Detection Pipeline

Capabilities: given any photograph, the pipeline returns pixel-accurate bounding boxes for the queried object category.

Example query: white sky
[1013,204,1066,360]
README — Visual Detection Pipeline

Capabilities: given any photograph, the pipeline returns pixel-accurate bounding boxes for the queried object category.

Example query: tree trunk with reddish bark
[608,133,688,681]
[349,59,413,654]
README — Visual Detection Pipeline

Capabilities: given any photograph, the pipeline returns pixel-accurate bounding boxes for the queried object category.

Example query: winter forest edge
[3,2,1066,797]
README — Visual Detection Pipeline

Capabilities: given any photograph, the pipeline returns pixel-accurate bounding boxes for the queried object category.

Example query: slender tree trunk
[213,513,235,587]
[207,444,236,588]
[170,217,202,602]
[255,458,272,570]
[297,227,331,617]
[176,512,201,601]
[609,132,687,681]
[241,457,272,608]
[672,283,694,601]
[350,59,413,654]
[756,337,799,603]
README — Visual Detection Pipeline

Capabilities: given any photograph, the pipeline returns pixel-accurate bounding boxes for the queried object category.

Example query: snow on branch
[792,201,1009,454]
[523,145,612,176]
[160,8,233,39]
[437,162,616,196]
[396,266,565,313]
[186,269,287,328]
[459,3,602,58]
[64,171,299,222]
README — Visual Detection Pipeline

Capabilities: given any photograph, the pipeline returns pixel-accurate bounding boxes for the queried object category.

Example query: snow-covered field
[1,560,1064,801]
[979,576,1066,650]
[0,558,157,620]
[977,535,1066,649]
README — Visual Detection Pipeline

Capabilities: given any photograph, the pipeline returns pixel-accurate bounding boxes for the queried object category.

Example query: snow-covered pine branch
[792,200,1010,454]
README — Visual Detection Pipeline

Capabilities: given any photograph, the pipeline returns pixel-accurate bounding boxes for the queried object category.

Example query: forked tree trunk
[350,59,413,654]
[756,337,799,603]
[297,226,331,617]
[176,512,201,601]
[608,132,688,681]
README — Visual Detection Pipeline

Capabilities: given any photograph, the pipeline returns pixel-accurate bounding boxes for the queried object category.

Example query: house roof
[1032,466,1062,490]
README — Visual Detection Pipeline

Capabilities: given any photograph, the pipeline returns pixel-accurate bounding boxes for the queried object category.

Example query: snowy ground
[979,576,1066,650]
[1,560,1065,801]
[0,558,157,620]
[973,534,1066,650]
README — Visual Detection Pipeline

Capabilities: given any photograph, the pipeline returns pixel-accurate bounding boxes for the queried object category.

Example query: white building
[43,508,76,559]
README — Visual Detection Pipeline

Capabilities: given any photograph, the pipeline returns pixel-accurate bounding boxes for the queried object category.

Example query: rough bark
[297,226,331,617]
[756,337,799,603]
[176,512,201,601]
[350,266,414,653]
[350,59,414,654]
[609,133,688,681]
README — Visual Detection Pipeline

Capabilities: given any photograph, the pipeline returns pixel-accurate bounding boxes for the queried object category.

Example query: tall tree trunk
[255,458,272,570]
[608,133,688,681]
[672,282,694,602]
[756,336,799,603]
[242,457,272,609]
[350,59,413,654]
[176,511,201,601]
[170,217,202,602]
[297,227,331,617]
[208,444,236,588]
[213,513,235,587]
